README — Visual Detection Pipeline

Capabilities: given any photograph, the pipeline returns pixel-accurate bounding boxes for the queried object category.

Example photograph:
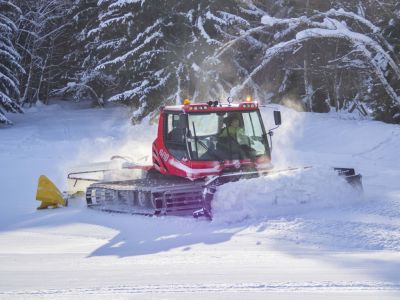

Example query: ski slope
[0,101,400,299]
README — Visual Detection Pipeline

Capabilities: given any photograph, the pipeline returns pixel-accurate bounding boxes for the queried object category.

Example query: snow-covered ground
[1,101,400,299]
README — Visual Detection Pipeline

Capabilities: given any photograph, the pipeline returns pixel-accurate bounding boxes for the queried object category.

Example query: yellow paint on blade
[36,175,67,209]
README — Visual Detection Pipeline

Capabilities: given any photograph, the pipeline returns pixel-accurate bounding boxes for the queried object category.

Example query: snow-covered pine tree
[52,0,106,105]
[63,0,256,123]
[15,0,70,106]
[212,1,400,123]
[0,0,23,125]
[59,0,154,110]
[35,0,399,123]
[90,0,170,120]
[324,0,400,122]
[202,2,275,102]
[188,1,263,103]
[384,3,400,55]
[372,1,400,122]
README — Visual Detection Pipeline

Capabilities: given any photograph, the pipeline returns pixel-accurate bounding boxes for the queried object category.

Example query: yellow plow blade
[36,175,67,209]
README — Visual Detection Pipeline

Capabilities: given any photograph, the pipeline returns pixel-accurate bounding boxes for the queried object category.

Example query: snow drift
[212,167,362,224]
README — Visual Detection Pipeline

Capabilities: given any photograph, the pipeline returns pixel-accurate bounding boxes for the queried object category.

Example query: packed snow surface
[1,101,400,299]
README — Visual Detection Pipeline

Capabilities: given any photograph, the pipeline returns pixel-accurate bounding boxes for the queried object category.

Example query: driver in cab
[218,114,256,159]
[220,115,247,145]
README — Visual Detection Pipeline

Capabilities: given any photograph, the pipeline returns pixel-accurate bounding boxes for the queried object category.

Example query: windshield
[186,110,269,161]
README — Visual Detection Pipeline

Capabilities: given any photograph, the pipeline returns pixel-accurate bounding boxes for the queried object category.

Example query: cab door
[163,112,188,160]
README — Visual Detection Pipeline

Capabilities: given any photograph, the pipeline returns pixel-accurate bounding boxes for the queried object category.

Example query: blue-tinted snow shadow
[85,207,243,257]
[89,222,238,257]
[0,203,242,258]
[2,190,400,284]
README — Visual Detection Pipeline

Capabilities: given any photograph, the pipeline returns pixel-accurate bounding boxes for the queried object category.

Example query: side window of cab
[164,113,187,160]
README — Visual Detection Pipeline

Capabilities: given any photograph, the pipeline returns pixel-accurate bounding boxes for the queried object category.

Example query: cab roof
[163,101,259,113]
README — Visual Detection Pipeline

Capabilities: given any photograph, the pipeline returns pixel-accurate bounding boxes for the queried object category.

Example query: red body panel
[152,102,272,180]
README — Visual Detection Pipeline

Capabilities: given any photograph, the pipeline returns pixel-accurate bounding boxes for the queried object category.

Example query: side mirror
[273,111,282,126]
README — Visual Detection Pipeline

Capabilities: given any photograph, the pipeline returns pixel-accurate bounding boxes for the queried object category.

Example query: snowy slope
[0,101,400,299]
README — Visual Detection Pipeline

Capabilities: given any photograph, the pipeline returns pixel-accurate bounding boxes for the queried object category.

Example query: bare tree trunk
[303,0,313,111]
[36,54,48,103]
[22,55,34,106]
[332,40,340,111]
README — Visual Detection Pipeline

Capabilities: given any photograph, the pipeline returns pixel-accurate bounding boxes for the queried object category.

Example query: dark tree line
[0,0,23,124]
[1,0,399,125]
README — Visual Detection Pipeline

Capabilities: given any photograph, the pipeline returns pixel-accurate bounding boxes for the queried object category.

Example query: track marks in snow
[2,281,400,296]
[354,131,400,163]
[262,218,400,251]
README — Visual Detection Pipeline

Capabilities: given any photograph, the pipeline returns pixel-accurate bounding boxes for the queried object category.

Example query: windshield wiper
[191,121,199,159]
